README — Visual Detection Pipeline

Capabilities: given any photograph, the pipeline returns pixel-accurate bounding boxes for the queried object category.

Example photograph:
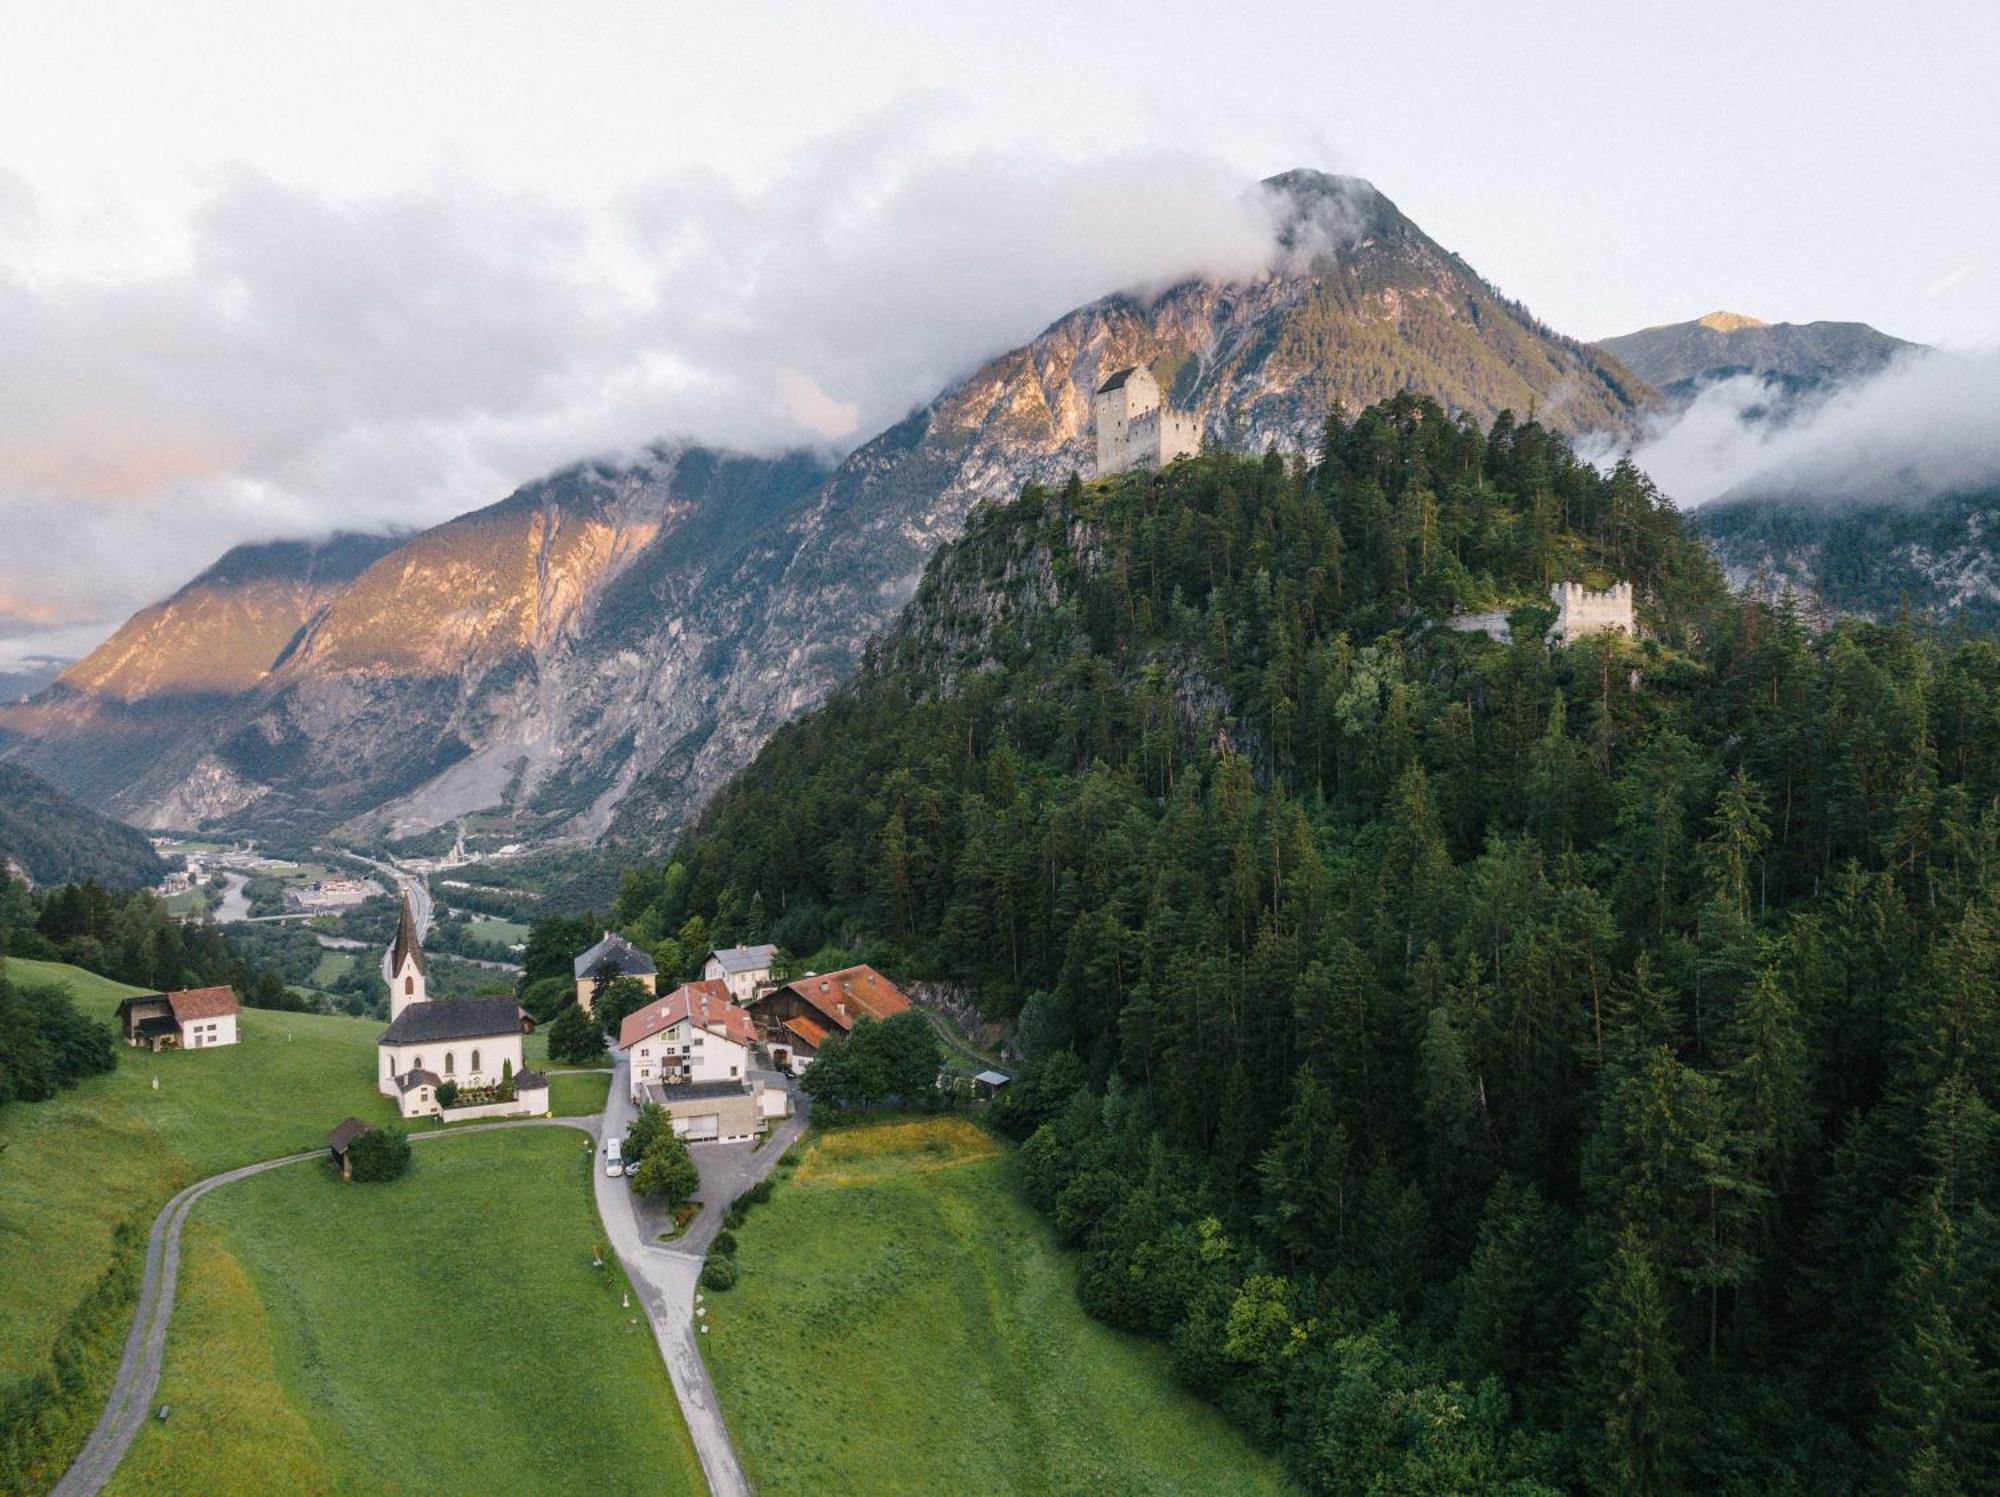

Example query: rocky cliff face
[1,170,1654,848]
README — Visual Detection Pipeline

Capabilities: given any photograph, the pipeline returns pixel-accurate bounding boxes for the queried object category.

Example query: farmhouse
[618,981,756,1100]
[701,943,778,1003]
[749,963,912,1074]
[573,930,658,1014]
[114,985,241,1052]
[377,908,545,1120]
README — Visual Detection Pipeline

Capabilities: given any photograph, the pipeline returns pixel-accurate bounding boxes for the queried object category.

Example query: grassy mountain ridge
[1598,312,1918,405]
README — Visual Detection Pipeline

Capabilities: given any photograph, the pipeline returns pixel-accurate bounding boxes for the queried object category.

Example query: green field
[0,959,613,1488]
[458,914,530,952]
[309,948,356,987]
[703,1116,1299,1497]
[104,1129,703,1497]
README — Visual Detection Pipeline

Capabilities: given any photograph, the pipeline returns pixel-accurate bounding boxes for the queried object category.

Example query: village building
[701,943,778,1003]
[377,904,545,1120]
[573,931,658,1014]
[616,980,789,1138]
[327,1116,374,1180]
[749,963,913,1075]
[1094,364,1201,475]
[114,985,242,1052]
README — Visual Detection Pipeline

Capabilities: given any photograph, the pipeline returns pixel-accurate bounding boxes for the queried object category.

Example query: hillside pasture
[103,1129,703,1497]
[703,1115,1299,1497]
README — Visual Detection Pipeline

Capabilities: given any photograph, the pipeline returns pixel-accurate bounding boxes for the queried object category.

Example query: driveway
[594,1053,808,1497]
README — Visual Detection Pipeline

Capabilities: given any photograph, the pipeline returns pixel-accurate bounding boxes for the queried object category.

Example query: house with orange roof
[618,981,757,1098]
[748,963,912,1074]
[114,985,242,1052]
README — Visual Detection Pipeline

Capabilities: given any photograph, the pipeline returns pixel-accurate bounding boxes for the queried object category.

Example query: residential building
[749,963,912,1074]
[573,930,658,1014]
[701,943,778,1003]
[114,986,242,1052]
[618,980,756,1101]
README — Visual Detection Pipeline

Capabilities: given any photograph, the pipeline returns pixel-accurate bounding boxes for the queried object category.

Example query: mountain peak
[1698,310,1768,333]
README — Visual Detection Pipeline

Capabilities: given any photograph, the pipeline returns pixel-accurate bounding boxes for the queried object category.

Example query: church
[376,893,547,1120]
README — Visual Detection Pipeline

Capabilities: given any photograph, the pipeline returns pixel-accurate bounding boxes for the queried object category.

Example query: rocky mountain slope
[1695,487,2000,629]
[0,170,1653,847]
[1598,309,1919,405]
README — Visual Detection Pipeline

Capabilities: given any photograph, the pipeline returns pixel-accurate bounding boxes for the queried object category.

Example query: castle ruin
[1093,364,1201,475]
[1550,581,1634,644]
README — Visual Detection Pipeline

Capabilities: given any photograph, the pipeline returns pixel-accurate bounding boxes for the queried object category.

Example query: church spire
[387,889,428,1019]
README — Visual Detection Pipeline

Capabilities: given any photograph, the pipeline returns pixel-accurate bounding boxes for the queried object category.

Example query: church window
[404,975,414,995]
[445,1052,455,1076]
[472,1049,481,1074]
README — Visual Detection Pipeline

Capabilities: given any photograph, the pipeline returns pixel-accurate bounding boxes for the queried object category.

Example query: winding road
[48,1075,807,1497]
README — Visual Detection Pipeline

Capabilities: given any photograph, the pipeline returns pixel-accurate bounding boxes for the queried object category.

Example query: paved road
[596,1053,809,1497]
[51,1067,807,1497]
[48,1118,594,1497]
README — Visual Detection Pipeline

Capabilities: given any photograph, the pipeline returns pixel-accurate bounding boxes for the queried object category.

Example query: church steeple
[387,890,428,1019]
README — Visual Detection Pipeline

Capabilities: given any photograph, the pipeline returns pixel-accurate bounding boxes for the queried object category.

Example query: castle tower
[386,890,427,1020]
[1550,581,1635,645]
[1094,365,1162,474]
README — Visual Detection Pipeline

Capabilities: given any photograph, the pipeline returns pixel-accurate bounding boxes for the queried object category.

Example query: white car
[604,1137,624,1177]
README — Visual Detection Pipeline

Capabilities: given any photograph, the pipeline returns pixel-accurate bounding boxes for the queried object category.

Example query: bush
[546,1000,606,1065]
[700,1254,739,1291]
[346,1125,412,1183]
[723,1208,746,1230]
[712,1229,738,1256]
[434,1080,459,1108]
[747,1178,773,1205]
[777,1146,801,1170]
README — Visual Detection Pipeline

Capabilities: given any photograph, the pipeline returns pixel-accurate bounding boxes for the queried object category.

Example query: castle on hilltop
[1550,581,1634,644]
[1093,365,1201,475]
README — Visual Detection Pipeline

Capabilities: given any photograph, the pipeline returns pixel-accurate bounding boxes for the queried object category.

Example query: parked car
[604,1137,624,1177]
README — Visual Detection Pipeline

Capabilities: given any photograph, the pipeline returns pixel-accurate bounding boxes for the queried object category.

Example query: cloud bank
[1618,343,2000,511]
[0,128,1282,663]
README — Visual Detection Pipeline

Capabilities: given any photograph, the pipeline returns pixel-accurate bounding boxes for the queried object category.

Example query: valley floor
[701,1115,1300,1497]
[100,1129,704,1497]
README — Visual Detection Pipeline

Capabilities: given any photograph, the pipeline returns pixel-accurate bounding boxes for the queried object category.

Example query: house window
[730,1065,738,1077]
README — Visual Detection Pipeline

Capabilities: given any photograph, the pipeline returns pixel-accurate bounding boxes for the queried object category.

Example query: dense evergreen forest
[0,763,164,889]
[614,396,1999,1494]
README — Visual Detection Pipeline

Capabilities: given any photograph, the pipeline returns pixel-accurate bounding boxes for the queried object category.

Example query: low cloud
[0,127,1284,663]
[1614,344,2000,510]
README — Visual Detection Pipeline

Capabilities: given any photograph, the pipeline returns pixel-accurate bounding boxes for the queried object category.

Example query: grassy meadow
[104,1129,703,1497]
[703,1116,1300,1497]
[0,958,610,1490]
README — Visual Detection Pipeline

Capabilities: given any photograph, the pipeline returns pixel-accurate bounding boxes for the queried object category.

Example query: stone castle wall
[1551,581,1634,643]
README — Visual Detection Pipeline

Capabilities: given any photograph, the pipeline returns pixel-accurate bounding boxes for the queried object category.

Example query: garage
[680,1112,720,1141]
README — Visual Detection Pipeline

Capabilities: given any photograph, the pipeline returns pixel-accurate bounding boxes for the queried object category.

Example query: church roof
[379,996,523,1047]
[390,892,426,975]
[574,931,657,980]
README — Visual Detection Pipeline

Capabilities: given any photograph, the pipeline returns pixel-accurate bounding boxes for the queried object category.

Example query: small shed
[327,1117,375,1181]
[973,1070,1011,1100]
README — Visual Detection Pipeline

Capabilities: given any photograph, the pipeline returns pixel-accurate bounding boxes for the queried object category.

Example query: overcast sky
[4,0,1998,664]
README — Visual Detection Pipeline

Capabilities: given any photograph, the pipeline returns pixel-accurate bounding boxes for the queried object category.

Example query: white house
[618,980,759,1101]
[701,943,778,1003]
[115,986,241,1051]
